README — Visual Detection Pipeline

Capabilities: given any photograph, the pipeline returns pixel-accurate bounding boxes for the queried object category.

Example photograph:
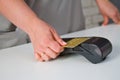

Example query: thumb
[51,28,67,46]
[102,15,109,26]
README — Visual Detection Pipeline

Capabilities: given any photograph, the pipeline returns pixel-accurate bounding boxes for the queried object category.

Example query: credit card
[64,37,90,48]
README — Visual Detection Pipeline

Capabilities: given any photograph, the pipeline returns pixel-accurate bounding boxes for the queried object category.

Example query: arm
[0,0,66,61]
[96,0,120,25]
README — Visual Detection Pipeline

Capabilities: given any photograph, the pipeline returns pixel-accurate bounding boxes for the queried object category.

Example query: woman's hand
[96,0,120,25]
[0,0,66,62]
[28,20,67,62]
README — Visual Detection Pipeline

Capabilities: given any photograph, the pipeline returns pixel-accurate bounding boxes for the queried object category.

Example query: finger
[110,12,120,24]
[34,52,44,62]
[40,52,50,61]
[118,13,120,20]
[111,15,120,24]
[45,47,63,59]
[117,13,120,24]
[102,15,109,26]
[48,40,63,53]
[51,28,67,46]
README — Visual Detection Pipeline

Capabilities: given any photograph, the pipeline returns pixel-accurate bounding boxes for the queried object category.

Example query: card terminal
[60,37,112,64]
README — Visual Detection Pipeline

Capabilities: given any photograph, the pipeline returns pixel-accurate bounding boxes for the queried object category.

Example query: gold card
[64,37,90,48]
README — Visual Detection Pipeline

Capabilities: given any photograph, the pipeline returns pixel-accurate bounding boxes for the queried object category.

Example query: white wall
[81,0,104,29]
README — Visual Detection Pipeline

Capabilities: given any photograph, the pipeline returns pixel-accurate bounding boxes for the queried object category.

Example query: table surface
[0,24,120,80]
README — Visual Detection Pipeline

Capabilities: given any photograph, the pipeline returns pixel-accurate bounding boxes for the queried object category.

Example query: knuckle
[58,38,62,42]
[111,12,117,17]
[45,58,50,61]
[41,54,49,61]
[49,40,62,53]
[56,46,62,53]
[52,54,57,59]
[46,48,58,59]
[49,53,56,59]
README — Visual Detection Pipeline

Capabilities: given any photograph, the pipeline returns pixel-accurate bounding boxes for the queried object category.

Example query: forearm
[0,0,41,34]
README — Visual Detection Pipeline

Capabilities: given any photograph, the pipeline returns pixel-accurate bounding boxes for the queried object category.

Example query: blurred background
[81,0,120,29]
[1,0,120,32]
[0,0,120,50]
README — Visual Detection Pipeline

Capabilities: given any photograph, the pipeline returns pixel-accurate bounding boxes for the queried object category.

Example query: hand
[28,20,67,62]
[0,0,67,61]
[96,0,120,25]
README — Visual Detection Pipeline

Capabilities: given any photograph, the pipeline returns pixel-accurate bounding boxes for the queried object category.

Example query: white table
[0,24,120,80]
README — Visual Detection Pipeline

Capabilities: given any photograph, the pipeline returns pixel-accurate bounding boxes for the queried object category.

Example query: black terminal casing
[61,37,112,64]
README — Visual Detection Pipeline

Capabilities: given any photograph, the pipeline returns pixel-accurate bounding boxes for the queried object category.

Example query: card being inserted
[60,37,112,64]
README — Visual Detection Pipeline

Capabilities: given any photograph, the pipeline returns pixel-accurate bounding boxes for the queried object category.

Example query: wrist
[26,17,47,36]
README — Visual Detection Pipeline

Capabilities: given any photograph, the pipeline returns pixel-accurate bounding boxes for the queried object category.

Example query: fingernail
[62,41,67,45]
